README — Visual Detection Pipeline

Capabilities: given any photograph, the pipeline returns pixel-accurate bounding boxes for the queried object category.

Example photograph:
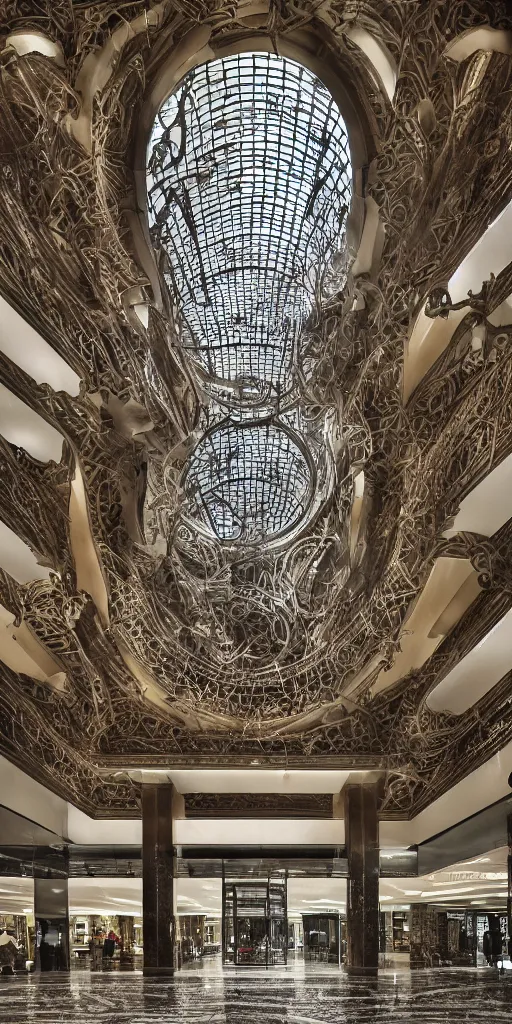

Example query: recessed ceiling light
[470,895,507,903]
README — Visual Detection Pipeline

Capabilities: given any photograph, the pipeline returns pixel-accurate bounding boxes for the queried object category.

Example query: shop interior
[0,846,509,971]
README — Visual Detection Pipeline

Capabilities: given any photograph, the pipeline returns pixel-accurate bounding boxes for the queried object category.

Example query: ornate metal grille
[147,52,351,544]
[184,421,311,543]
[147,52,351,392]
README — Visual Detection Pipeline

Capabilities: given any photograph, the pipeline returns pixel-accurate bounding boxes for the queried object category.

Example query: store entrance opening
[223,880,287,966]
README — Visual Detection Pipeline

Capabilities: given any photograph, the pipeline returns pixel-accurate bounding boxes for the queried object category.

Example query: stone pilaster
[343,775,380,973]
[142,783,175,976]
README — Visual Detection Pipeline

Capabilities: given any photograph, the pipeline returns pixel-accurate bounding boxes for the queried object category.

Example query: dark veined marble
[0,964,511,1023]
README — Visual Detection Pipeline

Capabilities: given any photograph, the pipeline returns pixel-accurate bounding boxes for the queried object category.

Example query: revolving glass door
[223,879,287,966]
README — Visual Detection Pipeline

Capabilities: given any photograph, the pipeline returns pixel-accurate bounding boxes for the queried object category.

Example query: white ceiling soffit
[404,198,512,401]
[0,519,51,584]
[430,451,512,714]
[487,291,512,327]
[344,25,397,101]
[427,607,512,715]
[444,450,512,538]
[0,384,64,463]
[372,557,480,696]
[69,463,109,628]
[381,847,508,910]
[0,604,66,691]
[287,877,346,917]
[445,27,512,62]
[0,295,80,396]
[124,769,351,793]
[5,31,64,63]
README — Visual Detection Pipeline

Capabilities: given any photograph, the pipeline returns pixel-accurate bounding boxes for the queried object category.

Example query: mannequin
[0,930,18,975]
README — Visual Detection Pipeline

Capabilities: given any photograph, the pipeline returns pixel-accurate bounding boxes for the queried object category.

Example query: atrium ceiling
[0,1,511,822]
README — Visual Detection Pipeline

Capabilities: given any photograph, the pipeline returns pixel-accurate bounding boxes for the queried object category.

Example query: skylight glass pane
[147,52,351,545]
[147,52,351,395]
[185,423,311,543]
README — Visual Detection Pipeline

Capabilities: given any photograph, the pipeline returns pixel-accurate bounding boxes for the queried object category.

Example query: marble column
[344,776,380,973]
[142,783,175,976]
[34,878,69,972]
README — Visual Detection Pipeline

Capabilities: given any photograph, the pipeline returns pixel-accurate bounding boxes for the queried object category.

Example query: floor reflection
[0,965,510,1023]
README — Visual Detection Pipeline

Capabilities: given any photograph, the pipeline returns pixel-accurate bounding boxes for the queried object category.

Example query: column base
[345,965,378,976]
[143,966,175,976]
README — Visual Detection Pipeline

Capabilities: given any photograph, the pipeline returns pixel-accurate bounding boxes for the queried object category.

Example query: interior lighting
[421,886,506,897]
[470,896,508,903]
[433,877,506,885]
[300,899,344,904]
[109,898,142,905]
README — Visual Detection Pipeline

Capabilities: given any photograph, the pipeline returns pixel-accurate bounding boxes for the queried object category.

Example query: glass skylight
[185,423,311,543]
[147,53,351,544]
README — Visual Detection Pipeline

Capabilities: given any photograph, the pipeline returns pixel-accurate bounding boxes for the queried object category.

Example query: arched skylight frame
[184,420,313,545]
[147,51,352,399]
[146,52,352,547]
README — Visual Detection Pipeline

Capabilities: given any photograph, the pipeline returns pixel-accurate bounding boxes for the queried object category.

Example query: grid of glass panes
[185,423,310,542]
[147,52,351,392]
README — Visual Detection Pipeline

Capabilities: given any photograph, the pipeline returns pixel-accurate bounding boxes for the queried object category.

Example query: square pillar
[142,783,175,976]
[344,776,380,973]
[34,878,69,971]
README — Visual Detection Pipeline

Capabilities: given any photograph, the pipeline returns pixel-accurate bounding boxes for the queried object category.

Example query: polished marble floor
[0,964,511,1024]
